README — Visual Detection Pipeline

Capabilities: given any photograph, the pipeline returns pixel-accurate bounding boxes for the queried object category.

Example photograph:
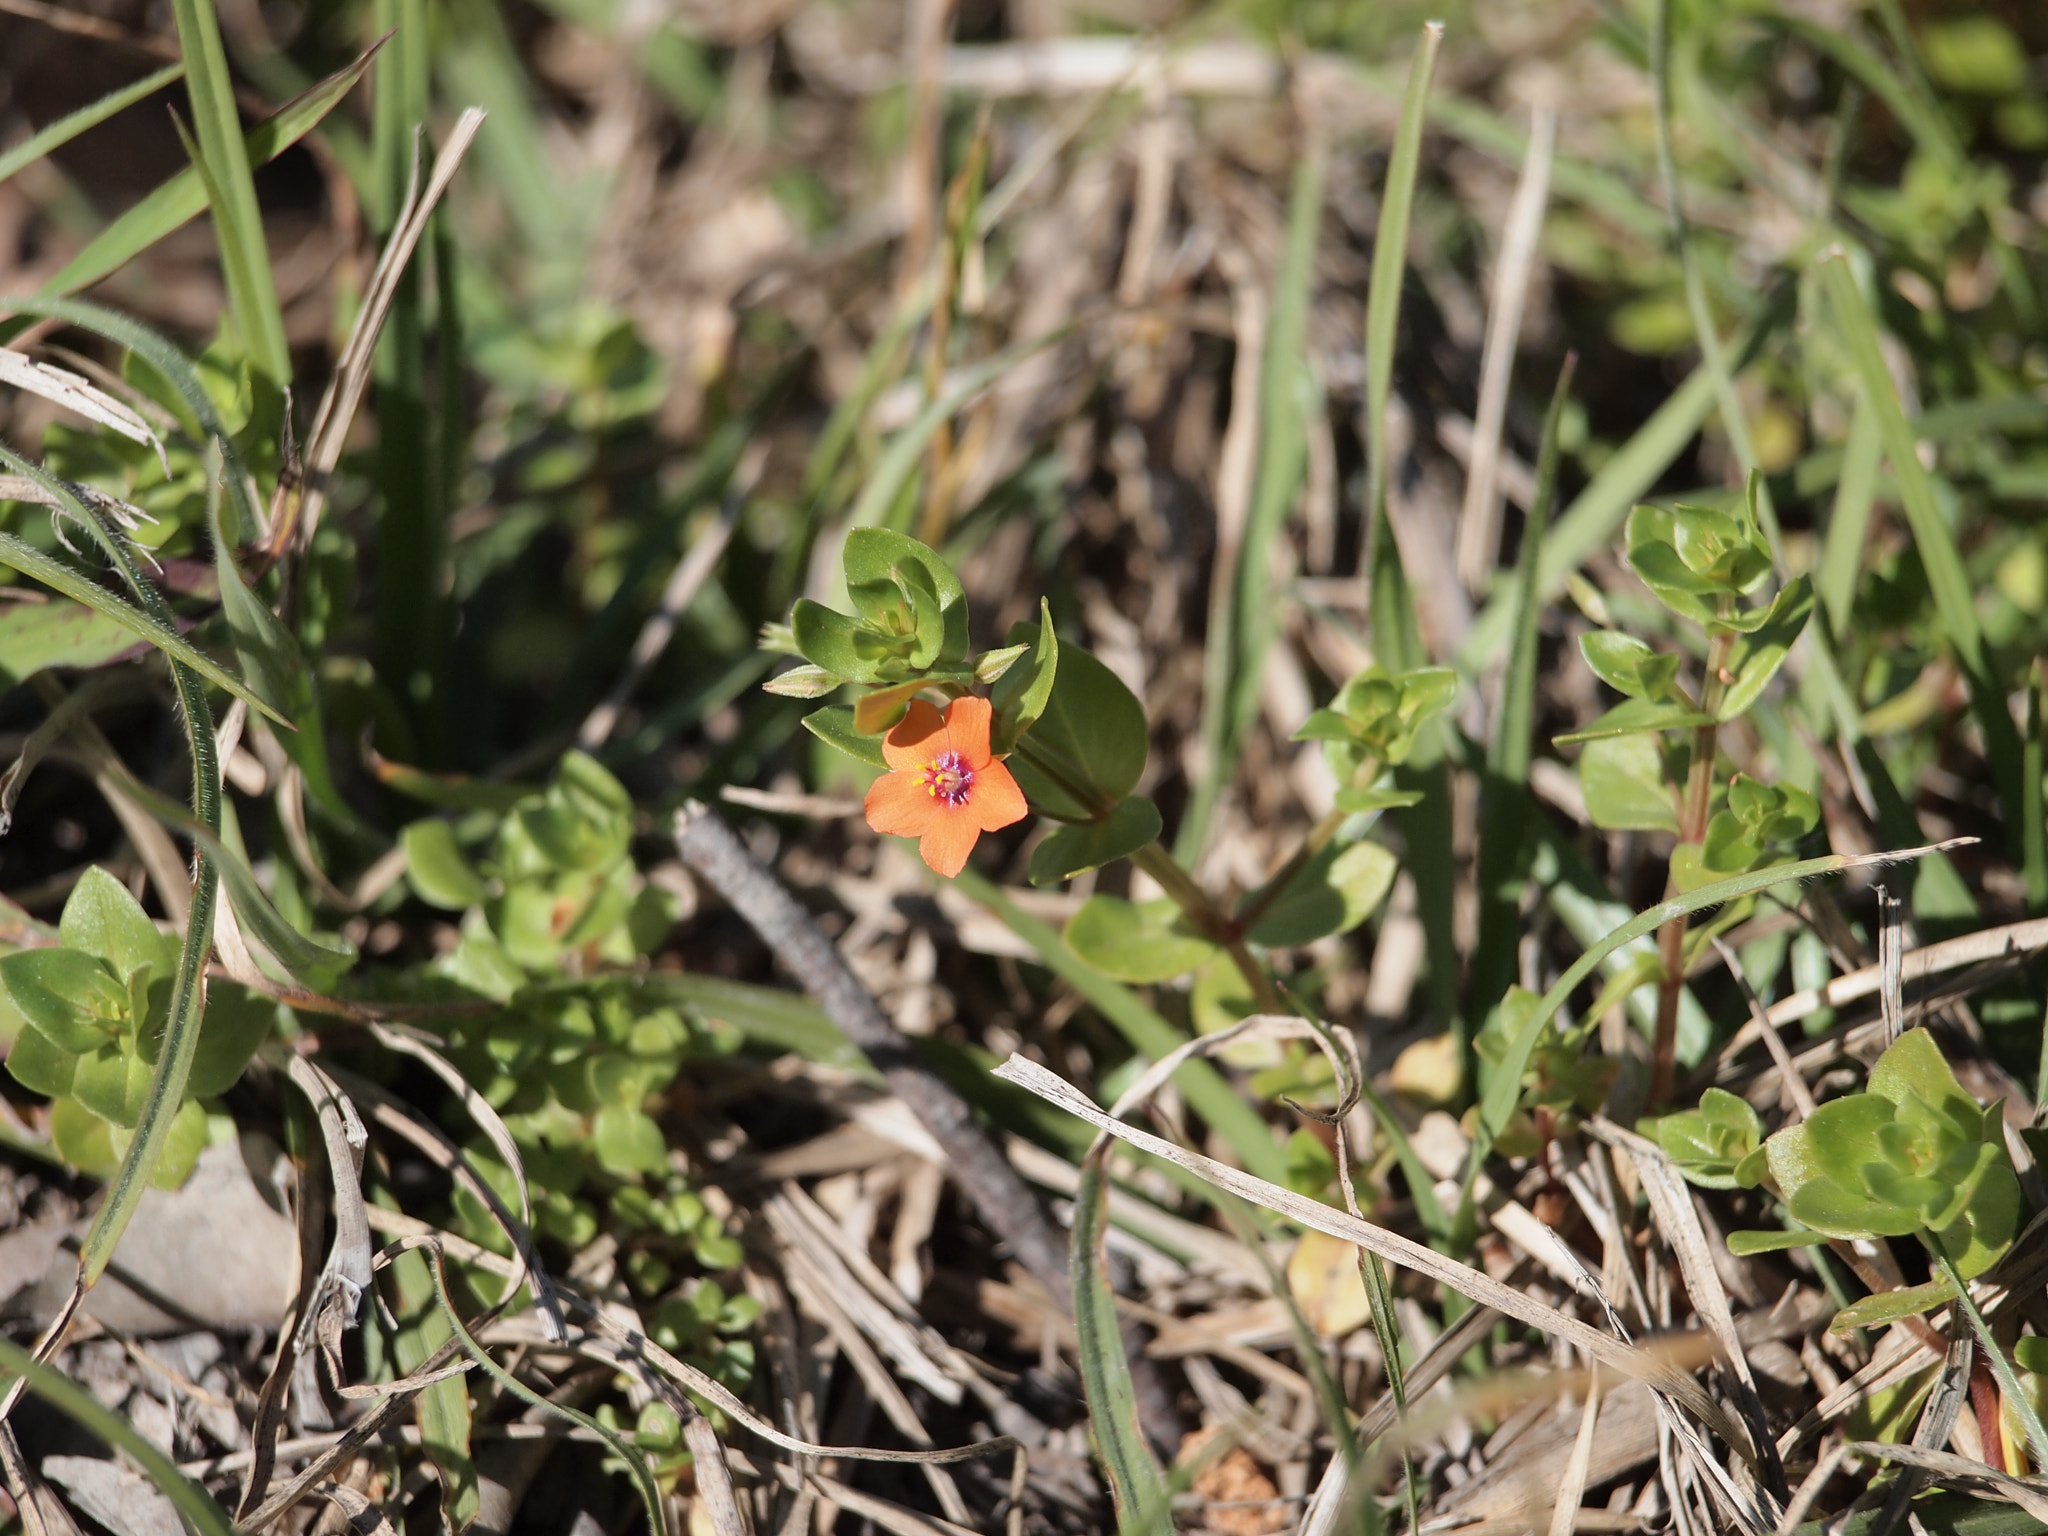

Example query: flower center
[920,751,974,806]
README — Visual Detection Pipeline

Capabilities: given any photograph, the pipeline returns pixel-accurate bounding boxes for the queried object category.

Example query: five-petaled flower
[864,695,1027,877]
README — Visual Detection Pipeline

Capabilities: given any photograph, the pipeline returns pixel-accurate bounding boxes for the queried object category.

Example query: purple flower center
[920,751,974,806]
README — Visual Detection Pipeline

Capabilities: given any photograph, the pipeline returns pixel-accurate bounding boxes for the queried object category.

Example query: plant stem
[1234,754,1384,940]
[1128,841,1285,1014]
[1650,624,1732,1105]
[1928,1236,2048,1473]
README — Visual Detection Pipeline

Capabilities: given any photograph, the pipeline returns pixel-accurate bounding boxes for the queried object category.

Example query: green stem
[1234,754,1385,941]
[1927,1236,2048,1473]
[1126,841,1285,1014]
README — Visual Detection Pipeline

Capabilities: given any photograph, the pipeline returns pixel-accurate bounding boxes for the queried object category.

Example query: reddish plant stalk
[1650,625,1733,1106]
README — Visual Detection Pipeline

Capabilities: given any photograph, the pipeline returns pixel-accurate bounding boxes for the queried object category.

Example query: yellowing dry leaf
[1286,1226,1370,1338]
[1389,1032,1461,1107]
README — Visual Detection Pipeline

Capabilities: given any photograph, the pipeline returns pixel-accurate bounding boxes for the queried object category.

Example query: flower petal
[881,699,947,772]
[918,808,982,879]
[969,758,1029,832]
[865,769,936,839]
[942,695,994,767]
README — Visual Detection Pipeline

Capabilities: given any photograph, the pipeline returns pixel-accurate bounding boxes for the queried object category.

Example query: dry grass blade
[281,1055,373,1369]
[318,1062,561,1328]
[308,1483,397,1536]
[576,441,763,750]
[0,349,167,472]
[1776,1442,1848,1536]
[1456,102,1555,594]
[1548,1375,1603,1536]
[276,106,484,557]
[1847,1443,2048,1521]
[1590,1118,1785,1502]
[991,1055,1762,1466]
[683,1412,749,1536]
[0,1422,82,1536]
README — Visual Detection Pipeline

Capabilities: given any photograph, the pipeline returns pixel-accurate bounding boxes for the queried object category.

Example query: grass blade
[0,1335,235,1536]
[1817,398,1880,637]
[370,0,445,759]
[1359,21,1442,597]
[1817,250,2027,835]
[4,41,379,321]
[1468,355,1576,1046]
[71,554,223,1292]
[168,0,289,391]
[1180,134,1325,863]
[0,63,184,188]
[1072,1159,1168,1527]
[0,524,280,725]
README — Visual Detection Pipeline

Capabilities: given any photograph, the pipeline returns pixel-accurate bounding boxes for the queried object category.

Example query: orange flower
[864,696,1028,877]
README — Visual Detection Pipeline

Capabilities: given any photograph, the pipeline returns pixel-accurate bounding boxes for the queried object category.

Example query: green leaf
[73,1040,154,1129]
[1868,1026,1969,1111]
[0,527,284,725]
[1725,1227,1831,1256]
[791,599,889,684]
[841,527,969,665]
[0,598,149,687]
[801,705,888,768]
[761,664,840,699]
[404,820,490,910]
[1005,632,1148,822]
[1829,1277,1960,1334]
[1332,784,1425,814]
[1579,631,1661,698]
[50,1094,118,1176]
[894,558,948,668]
[1553,696,1714,745]
[991,599,1058,754]
[6,1025,78,1099]
[592,1104,668,1178]
[974,643,1029,685]
[184,983,274,1098]
[1028,796,1161,887]
[0,949,125,1054]
[60,866,172,982]
[1246,840,1398,948]
[1064,896,1218,984]
[519,752,632,873]
[1575,733,1678,832]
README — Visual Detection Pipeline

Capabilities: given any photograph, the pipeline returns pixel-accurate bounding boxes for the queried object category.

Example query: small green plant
[1560,475,1816,1101]
[0,868,271,1185]
[398,753,748,1308]
[1642,1086,1766,1190]
[1726,1029,2020,1328]
[401,751,678,979]
[1472,986,1617,1159]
